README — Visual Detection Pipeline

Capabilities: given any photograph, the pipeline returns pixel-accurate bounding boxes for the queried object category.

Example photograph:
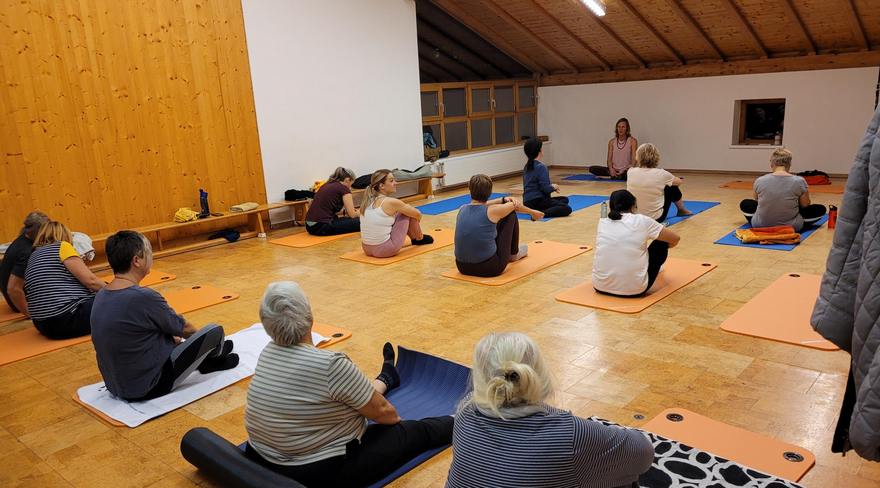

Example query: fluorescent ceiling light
[580,0,606,17]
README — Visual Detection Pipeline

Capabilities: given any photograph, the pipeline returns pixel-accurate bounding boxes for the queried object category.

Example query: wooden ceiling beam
[419,55,460,81]
[520,0,611,70]
[416,17,513,78]
[432,0,549,75]
[418,39,486,79]
[479,0,580,73]
[778,0,816,54]
[718,0,768,58]
[563,0,645,68]
[542,50,880,86]
[663,0,724,61]
[840,0,869,51]
[615,0,684,65]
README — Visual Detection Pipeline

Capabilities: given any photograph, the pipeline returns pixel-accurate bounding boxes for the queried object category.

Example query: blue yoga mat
[663,201,721,226]
[562,174,625,182]
[714,214,829,251]
[417,193,509,215]
[518,194,607,221]
[238,347,470,488]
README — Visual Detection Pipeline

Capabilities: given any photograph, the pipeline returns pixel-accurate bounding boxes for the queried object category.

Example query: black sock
[411,234,434,246]
[376,342,400,392]
[220,340,234,356]
[198,353,239,374]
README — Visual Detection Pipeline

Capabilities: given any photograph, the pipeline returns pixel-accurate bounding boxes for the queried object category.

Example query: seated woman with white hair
[446,332,654,488]
[244,281,454,488]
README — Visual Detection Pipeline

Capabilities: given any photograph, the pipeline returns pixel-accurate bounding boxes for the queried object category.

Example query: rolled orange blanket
[735,225,801,245]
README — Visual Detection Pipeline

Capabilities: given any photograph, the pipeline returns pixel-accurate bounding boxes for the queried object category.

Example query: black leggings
[739,200,827,231]
[246,416,454,488]
[524,195,572,218]
[595,240,669,297]
[456,212,519,278]
[33,296,95,340]
[306,217,360,236]
[588,166,628,180]
[657,185,683,223]
[126,323,226,402]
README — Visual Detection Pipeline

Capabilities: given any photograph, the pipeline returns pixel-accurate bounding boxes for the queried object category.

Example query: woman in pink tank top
[589,118,637,181]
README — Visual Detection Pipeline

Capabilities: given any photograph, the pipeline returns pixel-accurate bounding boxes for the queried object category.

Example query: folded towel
[229,202,259,213]
[173,207,199,223]
[735,225,801,245]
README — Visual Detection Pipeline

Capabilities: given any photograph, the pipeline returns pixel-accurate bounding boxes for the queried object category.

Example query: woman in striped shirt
[244,281,453,488]
[23,222,106,339]
[446,332,654,488]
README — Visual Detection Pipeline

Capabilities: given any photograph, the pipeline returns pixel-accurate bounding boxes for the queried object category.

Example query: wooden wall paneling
[679,0,765,58]
[778,0,816,54]
[614,0,684,64]
[521,0,611,70]
[842,0,869,50]
[720,0,800,54]
[480,0,580,73]
[663,0,726,60]
[597,1,670,65]
[717,0,769,57]
[797,0,867,52]
[621,0,716,62]
[418,39,485,79]
[417,18,513,78]
[852,0,878,47]
[556,0,645,68]
[432,0,549,74]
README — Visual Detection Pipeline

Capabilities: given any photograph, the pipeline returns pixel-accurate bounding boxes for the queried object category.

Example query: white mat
[76,323,329,427]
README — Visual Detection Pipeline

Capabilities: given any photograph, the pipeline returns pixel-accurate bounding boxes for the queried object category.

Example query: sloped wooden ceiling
[421,0,880,85]
[417,0,533,82]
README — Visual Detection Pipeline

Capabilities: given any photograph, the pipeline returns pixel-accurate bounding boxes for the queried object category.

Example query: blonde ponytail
[462,332,555,420]
[361,169,392,215]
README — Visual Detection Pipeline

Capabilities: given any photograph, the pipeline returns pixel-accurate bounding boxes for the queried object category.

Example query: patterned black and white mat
[590,418,805,488]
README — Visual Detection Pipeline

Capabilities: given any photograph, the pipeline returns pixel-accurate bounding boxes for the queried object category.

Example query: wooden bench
[90,201,308,262]
[350,173,445,204]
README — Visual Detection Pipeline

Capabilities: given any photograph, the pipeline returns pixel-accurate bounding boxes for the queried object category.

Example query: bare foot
[530,210,545,221]
[677,208,693,216]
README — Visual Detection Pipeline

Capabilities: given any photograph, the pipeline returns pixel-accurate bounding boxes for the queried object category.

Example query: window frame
[735,98,786,146]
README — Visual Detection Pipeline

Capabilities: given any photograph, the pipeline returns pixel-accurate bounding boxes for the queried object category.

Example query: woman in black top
[304,167,361,236]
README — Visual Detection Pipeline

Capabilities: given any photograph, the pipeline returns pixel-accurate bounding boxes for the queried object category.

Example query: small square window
[735,99,785,145]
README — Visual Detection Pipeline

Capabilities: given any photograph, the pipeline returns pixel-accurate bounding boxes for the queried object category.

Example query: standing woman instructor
[590,118,637,180]
[522,138,572,218]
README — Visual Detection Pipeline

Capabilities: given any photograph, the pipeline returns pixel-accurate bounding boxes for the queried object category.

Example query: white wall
[437,142,553,188]
[538,67,879,174]
[240,0,424,222]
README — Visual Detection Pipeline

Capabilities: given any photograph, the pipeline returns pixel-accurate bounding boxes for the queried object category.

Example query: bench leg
[419,179,435,199]
[248,212,267,238]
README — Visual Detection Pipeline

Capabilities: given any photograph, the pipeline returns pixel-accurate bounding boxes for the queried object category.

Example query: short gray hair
[21,211,50,239]
[259,281,313,347]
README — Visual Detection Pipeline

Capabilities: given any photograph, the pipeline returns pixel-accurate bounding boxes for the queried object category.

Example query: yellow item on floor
[229,202,259,213]
[173,207,199,222]
[734,225,801,245]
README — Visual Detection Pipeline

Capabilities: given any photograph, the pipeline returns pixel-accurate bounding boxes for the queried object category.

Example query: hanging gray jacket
[811,103,880,461]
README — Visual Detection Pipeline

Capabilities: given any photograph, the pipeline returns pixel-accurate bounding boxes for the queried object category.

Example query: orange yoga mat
[164,285,239,314]
[99,269,177,286]
[72,322,352,427]
[270,232,360,249]
[0,302,25,324]
[0,285,239,366]
[720,179,845,194]
[441,241,592,286]
[721,273,837,350]
[341,228,454,266]
[643,408,815,481]
[555,258,717,313]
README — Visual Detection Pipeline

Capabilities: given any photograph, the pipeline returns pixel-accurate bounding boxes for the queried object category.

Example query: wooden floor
[2,170,877,488]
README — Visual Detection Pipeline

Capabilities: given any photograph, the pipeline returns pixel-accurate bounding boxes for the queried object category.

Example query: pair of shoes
[411,234,434,246]
[510,243,529,262]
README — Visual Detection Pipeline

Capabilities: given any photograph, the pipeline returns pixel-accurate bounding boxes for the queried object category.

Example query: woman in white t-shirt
[592,190,681,297]
[627,143,691,223]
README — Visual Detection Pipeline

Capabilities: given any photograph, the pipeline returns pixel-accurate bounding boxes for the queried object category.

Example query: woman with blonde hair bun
[446,332,654,487]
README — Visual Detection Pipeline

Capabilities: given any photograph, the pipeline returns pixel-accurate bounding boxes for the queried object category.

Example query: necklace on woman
[616,137,627,149]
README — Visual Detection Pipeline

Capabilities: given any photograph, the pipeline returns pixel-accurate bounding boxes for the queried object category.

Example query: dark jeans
[306,217,360,236]
[524,195,572,218]
[245,416,454,488]
[657,185,683,223]
[588,166,627,180]
[739,200,827,231]
[33,296,95,340]
[595,240,669,298]
[126,323,226,402]
[456,212,519,278]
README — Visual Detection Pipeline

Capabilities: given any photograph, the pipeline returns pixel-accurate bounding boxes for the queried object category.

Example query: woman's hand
[552,183,561,193]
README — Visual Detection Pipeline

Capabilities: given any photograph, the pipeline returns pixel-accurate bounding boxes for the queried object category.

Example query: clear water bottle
[600,201,607,219]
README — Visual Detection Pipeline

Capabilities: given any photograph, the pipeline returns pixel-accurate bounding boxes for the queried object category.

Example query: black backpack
[284,189,315,201]
[352,174,372,189]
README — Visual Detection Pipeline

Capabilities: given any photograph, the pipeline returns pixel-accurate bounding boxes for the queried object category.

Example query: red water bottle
[829,205,837,229]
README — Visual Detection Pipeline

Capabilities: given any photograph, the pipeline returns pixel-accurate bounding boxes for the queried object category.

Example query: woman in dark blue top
[522,139,572,218]
[454,175,543,277]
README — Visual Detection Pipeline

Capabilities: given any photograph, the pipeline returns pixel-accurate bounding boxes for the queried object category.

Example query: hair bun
[503,371,520,383]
